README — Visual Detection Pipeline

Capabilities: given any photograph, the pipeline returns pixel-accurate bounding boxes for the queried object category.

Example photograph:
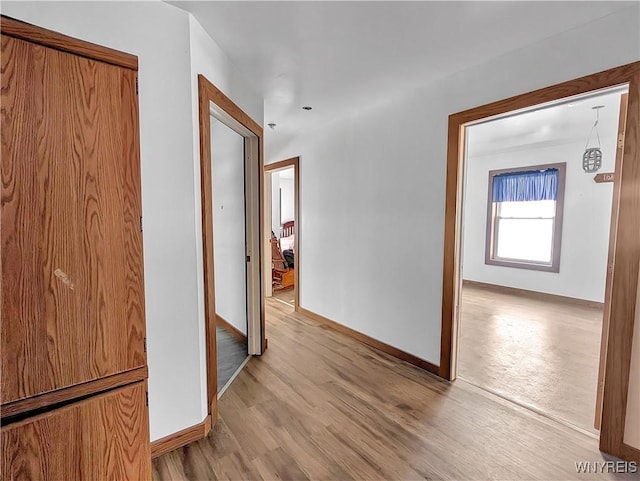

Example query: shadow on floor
[217,326,248,392]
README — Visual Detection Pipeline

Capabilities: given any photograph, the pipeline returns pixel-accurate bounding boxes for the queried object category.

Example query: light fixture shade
[583,147,602,173]
[583,105,604,173]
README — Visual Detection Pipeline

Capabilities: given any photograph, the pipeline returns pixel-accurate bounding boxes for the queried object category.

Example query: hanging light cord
[585,108,601,149]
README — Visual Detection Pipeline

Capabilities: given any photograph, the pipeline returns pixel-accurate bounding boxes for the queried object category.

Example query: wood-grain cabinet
[2,383,150,481]
[1,16,151,480]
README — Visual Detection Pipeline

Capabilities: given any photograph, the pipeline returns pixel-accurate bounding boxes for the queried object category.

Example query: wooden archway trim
[441,61,640,462]
[197,74,265,422]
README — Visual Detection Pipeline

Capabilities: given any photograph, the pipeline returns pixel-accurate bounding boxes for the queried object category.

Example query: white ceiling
[467,86,627,157]
[171,1,635,138]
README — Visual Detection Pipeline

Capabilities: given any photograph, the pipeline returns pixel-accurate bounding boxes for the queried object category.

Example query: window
[485,163,565,272]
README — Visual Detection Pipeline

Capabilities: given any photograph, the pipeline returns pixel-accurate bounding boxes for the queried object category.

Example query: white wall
[267,6,640,365]
[270,170,295,237]
[1,1,263,441]
[271,171,281,236]
[211,119,248,335]
[280,176,295,224]
[462,132,618,303]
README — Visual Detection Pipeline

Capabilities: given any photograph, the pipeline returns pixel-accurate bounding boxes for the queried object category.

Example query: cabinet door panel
[1,382,151,481]
[1,34,145,403]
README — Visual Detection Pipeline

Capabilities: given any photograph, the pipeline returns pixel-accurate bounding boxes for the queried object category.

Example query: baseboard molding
[620,443,640,464]
[203,413,212,434]
[151,414,212,459]
[215,314,247,343]
[297,307,440,377]
[462,280,604,309]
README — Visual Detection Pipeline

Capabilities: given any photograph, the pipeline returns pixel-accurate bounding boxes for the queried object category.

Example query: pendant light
[583,105,604,173]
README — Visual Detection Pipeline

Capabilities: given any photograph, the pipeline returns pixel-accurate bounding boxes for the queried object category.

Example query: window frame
[484,162,566,272]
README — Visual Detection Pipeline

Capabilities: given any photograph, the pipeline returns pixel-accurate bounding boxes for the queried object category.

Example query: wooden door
[2,381,151,480]
[1,31,146,403]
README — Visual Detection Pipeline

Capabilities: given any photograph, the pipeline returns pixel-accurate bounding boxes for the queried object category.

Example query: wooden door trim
[595,92,628,430]
[265,157,299,173]
[264,156,300,311]
[441,61,640,461]
[0,15,138,70]
[198,75,265,423]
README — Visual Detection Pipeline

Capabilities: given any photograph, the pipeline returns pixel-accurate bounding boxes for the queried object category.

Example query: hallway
[153,299,630,480]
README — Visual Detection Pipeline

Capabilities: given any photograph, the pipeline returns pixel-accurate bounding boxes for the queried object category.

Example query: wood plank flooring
[153,299,637,481]
[271,288,295,307]
[459,283,602,434]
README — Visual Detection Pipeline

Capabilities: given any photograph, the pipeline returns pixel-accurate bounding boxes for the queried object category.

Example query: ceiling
[467,86,627,157]
[171,1,635,139]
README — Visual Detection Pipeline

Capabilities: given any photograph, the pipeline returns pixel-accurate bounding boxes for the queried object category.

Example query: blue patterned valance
[492,168,559,203]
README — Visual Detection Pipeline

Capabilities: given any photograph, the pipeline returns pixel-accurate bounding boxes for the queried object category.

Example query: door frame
[263,157,300,311]
[595,92,629,430]
[440,62,640,461]
[198,75,265,422]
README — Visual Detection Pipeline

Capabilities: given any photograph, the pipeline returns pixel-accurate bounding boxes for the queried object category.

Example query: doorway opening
[263,157,300,311]
[210,117,251,394]
[198,75,264,422]
[457,86,627,435]
[441,62,640,461]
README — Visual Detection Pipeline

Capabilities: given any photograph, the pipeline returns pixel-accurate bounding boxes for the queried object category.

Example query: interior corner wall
[266,6,640,366]
[1,1,263,442]
[461,131,618,303]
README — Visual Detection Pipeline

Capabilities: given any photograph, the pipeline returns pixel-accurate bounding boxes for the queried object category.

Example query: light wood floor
[153,298,633,481]
[459,283,603,434]
[271,287,295,306]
